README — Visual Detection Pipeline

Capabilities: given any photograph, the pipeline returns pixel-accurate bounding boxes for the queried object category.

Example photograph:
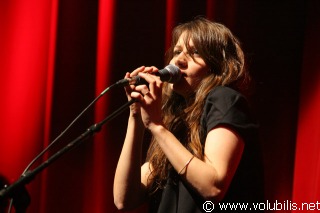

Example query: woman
[113,17,264,212]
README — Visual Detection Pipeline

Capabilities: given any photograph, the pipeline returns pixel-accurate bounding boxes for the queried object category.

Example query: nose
[174,52,188,69]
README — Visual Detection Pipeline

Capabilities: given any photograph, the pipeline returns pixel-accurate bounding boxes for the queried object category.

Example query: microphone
[116,64,181,87]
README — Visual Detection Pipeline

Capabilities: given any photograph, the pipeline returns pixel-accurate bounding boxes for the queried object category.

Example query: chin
[172,84,188,98]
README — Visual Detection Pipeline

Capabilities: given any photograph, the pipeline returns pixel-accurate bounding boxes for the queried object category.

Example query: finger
[138,72,160,82]
[130,66,145,77]
[138,72,162,93]
[146,74,163,99]
[124,72,130,78]
[143,91,151,97]
[146,66,159,74]
[124,72,134,90]
[130,91,145,102]
[135,84,149,92]
[131,66,159,76]
[134,85,151,98]
[141,66,158,74]
[124,72,136,99]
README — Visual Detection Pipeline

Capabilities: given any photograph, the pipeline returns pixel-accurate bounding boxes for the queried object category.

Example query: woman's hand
[128,67,164,129]
[124,71,141,118]
[114,65,159,211]
[124,66,159,119]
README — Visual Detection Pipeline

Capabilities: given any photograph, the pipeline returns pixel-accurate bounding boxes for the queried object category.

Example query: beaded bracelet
[178,155,195,175]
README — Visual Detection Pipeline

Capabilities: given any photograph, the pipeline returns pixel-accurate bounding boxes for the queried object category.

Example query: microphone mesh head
[162,64,181,83]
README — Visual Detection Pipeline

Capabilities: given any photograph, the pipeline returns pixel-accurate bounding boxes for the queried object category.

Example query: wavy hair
[146,17,250,193]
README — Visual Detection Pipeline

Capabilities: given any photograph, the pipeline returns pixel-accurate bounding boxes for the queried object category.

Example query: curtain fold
[0,1,57,212]
[292,0,320,211]
[84,0,115,212]
[39,0,59,212]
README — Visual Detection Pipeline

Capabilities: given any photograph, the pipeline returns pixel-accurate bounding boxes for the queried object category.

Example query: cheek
[189,66,209,80]
[188,67,209,88]
[188,77,203,90]
[168,59,175,66]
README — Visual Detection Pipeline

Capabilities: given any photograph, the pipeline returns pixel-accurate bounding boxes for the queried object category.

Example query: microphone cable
[6,64,181,212]
[7,83,118,213]
[21,84,116,175]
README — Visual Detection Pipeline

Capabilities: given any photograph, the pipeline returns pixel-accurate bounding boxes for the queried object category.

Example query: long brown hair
[146,17,250,192]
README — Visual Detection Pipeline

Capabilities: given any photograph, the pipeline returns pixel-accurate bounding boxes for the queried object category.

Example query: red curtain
[0,0,58,212]
[292,1,320,212]
[0,0,319,212]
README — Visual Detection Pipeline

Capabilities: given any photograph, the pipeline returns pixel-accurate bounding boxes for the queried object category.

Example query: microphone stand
[0,99,136,211]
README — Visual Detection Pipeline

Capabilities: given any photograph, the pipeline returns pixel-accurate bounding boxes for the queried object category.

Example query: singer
[113,17,264,213]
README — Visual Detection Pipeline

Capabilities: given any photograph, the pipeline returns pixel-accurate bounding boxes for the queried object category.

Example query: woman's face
[169,32,210,99]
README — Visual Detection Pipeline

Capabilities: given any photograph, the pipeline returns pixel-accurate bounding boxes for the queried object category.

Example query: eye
[173,49,182,56]
[191,49,200,56]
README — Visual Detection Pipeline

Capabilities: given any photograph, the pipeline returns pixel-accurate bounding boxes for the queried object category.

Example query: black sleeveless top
[149,86,264,213]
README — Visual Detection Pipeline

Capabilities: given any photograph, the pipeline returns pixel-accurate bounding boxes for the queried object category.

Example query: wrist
[148,123,166,135]
[128,114,144,127]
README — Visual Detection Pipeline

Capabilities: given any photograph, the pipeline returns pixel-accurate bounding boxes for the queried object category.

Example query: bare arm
[113,67,156,210]
[113,116,147,210]
[131,72,244,202]
[149,125,244,202]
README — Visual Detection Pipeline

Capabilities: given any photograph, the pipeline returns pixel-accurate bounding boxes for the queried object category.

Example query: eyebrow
[174,43,195,49]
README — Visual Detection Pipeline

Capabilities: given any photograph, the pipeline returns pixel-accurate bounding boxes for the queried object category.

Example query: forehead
[175,32,195,47]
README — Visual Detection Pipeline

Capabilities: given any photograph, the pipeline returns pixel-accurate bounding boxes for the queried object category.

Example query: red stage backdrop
[0,0,319,212]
